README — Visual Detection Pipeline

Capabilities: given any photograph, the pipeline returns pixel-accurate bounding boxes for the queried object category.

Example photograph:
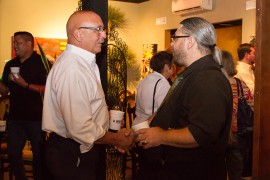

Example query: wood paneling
[253,0,270,179]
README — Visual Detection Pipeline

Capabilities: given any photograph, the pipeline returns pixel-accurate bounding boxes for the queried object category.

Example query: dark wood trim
[253,0,270,179]
[81,0,108,96]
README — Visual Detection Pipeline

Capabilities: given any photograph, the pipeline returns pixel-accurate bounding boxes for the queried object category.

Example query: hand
[9,74,28,88]
[114,128,137,153]
[136,127,164,149]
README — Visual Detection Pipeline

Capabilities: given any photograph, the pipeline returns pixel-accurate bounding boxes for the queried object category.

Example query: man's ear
[187,36,195,49]
[73,29,82,42]
[163,64,170,72]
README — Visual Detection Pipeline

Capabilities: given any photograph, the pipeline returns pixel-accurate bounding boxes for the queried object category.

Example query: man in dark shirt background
[0,31,47,180]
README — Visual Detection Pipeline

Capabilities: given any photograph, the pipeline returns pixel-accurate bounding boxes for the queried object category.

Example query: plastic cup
[0,120,6,132]
[109,110,125,131]
[10,67,20,78]
[132,121,149,132]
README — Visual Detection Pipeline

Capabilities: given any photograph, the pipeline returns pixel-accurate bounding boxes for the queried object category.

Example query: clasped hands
[115,126,164,153]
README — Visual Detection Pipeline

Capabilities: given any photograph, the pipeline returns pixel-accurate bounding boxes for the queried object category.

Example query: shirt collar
[153,71,166,79]
[181,54,220,79]
[65,44,96,65]
[237,61,252,70]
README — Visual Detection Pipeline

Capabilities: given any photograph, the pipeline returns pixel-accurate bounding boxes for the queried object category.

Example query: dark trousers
[226,133,253,180]
[7,120,44,180]
[45,133,104,180]
[138,147,227,180]
[138,159,227,180]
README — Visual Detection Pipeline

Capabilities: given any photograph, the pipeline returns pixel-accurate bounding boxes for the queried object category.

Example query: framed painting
[11,37,67,63]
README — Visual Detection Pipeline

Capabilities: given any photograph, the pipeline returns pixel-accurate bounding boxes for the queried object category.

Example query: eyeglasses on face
[79,26,106,33]
[170,35,190,42]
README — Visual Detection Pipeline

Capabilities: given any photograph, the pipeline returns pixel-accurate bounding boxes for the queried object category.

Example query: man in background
[42,10,135,180]
[235,43,256,95]
[0,31,47,180]
[235,43,256,178]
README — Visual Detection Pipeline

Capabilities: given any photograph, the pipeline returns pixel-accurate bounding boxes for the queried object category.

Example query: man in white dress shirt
[235,43,256,178]
[235,43,256,95]
[42,10,135,180]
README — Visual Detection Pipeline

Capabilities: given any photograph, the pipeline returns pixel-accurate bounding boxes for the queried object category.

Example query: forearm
[10,74,45,94]
[95,131,118,146]
[28,84,45,94]
[0,82,9,96]
[95,129,135,152]
[22,81,45,94]
[161,127,199,148]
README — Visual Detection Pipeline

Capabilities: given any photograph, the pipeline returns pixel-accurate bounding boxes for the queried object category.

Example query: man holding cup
[0,31,47,180]
[42,10,135,180]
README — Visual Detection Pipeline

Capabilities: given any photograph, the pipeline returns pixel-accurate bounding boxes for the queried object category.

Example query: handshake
[112,120,162,153]
[109,110,162,153]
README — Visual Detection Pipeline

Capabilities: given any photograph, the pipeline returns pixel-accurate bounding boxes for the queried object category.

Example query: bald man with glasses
[42,10,135,180]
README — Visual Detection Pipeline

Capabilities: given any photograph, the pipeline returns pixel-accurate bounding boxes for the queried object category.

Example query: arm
[155,79,170,109]
[242,80,254,111]
[56,67,136,153]
[0,63,10,96]
[10,74,45,94]
[136,127,199,149]
[95,129,136,152]
[0,81,9,96]
[236,73,255,96]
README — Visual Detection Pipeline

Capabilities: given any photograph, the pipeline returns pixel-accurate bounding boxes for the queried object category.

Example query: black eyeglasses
[171,35,190,42]
[79,26,106,32]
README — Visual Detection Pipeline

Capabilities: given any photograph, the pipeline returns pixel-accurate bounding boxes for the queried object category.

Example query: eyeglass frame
[78,26,106,32]
[170,35,190,42]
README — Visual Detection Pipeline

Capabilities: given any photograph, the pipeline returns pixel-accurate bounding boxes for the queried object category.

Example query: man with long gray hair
[136,17,232,180]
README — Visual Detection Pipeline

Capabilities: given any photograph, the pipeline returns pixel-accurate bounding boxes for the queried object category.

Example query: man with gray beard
[136,17,233,180]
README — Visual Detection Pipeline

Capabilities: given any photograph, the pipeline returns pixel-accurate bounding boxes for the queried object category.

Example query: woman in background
[221,50,254,180]
[133,51,173,127]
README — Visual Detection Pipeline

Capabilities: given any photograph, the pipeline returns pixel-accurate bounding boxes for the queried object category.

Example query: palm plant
[107,5,141,93]
[36,39,51,76]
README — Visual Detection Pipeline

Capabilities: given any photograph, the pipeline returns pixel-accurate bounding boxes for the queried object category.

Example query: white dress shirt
[235,61,255,95]
[42,44,109,153]
[133,71,170,126]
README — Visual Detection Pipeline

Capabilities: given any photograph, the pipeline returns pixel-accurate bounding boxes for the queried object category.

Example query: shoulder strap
[152,79,161,114]
[234,77,244,97]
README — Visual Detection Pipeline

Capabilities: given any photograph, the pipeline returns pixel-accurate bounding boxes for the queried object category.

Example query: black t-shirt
[2,51,47,121]
[150,55,233,179]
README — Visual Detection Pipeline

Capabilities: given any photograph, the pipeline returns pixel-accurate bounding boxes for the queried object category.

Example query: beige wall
[111,0,256,61]
[0,0,78,74]
[0,0,255,74]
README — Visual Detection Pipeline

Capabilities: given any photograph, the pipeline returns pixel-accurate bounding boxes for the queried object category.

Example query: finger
[10,74,15,81]
[136,133,145,141]
[136,129,146,135]
[142,142,151,149]
[114,146,126,154]
[124,130,134,136]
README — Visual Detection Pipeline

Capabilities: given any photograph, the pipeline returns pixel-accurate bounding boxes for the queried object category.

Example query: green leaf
[36,39,51,75]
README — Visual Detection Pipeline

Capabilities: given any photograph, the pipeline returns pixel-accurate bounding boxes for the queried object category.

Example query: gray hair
[180,17,224,73]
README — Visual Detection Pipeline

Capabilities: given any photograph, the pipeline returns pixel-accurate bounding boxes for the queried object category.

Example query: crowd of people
[0,10,255,180]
